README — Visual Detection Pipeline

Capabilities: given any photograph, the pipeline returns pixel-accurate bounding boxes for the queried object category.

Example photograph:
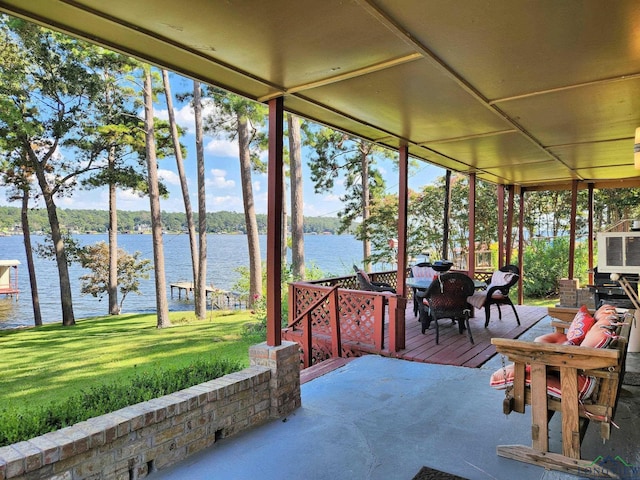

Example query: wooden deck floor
[299,303,549,383]
[390,304,548,368]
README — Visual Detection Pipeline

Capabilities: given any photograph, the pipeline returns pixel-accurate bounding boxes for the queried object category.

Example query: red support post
[468,172,476,276]
[518,187,525,304]
[397,145,409,298]
[588,183,594,285]
[497,184,505,267]
[394,144,409,351]
[506,186,515,265]
[443,170,452,260]
[329,288,341,358]
[303,313,312,368]
[266,97,284,347]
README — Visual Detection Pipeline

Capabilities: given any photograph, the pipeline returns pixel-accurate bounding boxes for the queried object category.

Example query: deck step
[300,357,354,384]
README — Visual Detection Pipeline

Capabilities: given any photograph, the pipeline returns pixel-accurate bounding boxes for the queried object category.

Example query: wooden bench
[491,306,634,477]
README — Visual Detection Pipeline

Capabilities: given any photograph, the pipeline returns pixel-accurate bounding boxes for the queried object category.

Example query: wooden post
[329,287,341,358]
[568,180,579,280]
[497,184,505,267]
[468,172,476,276]
[530,363,550,453]
[397,144,409,298]
[506,185,515,265]
[518,187,525,305]
[588,183,594,285]
[267,97,284,347]
[393,144,409,351]
[443,170,452,260]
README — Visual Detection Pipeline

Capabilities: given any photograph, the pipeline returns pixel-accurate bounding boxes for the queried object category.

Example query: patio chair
[419,272,475,344]
[353,265,396,293]
[467,265,521,328]
[409,262,436,316]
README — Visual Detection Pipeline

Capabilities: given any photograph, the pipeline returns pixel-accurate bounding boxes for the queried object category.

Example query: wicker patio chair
[419,272,475,344]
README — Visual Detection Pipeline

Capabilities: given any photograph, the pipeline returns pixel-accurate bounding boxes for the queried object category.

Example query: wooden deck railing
[284,269,405,367]
[286,285,341,368]
[283,268,490,369]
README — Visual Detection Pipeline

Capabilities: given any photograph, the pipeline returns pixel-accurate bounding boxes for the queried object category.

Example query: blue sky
[1,72,445,218]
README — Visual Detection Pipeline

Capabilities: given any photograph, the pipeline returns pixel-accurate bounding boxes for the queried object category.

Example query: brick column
[558,278,579,307]
[249,341,301,418]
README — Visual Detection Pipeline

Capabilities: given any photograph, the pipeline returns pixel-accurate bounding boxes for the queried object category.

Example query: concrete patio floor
[152,316,640,480]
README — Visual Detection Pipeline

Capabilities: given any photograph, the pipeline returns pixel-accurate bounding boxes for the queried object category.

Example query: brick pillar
[558,278,579,307]
[249,341,301,418]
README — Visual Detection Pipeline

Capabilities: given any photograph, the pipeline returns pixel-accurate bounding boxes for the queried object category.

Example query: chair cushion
[411,265,436,279]
[580,304,619,348]
[466,270,517,308]
[357,269,370,281]
[489,270,516,287]
[563,305,596,345]
[534,331,567,344]
[594,303,617,322]
[466,291,487,309]
[490,363,596,400]
[581,318,617,348]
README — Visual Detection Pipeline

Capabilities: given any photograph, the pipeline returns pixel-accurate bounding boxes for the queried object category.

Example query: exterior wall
[0,342,301,480]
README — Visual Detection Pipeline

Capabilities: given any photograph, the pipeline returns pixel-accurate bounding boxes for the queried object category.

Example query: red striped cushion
[490,363,596,400]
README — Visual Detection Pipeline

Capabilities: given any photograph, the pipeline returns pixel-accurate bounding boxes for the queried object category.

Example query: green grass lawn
[0,310,260,411]
[1,297,556,414]
[524,296,559,308]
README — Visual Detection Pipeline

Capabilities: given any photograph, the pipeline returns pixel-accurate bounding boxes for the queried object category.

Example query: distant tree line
[0,206,347,235]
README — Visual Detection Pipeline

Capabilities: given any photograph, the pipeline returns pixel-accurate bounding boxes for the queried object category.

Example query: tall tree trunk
[161,69,202,316]
[31,160,75,326]
[288,114,305,280]
[361,149,371,269]
[21,191,42,326]
[143,66,170,328]
[108,145,120,315]
[238,113,262,306]
[193,80,208,318]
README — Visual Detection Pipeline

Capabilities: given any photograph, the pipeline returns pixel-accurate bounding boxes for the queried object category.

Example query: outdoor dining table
[406,276,486,291]
[406,275,486,318]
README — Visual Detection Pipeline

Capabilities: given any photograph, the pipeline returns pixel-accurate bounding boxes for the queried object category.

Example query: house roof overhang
[2,0,640,190]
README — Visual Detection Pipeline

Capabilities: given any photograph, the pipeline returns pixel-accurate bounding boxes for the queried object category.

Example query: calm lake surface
[0,233,378,329]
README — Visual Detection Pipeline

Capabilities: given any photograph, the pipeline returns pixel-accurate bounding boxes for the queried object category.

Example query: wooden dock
[169,282,247,310]
[169,282,217,300]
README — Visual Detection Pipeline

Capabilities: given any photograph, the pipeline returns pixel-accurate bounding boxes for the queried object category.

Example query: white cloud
[206,169,235,189]
[209,194,243,211]
[158,169,181,186]
[205,138,237,157]
[155,101,217,135]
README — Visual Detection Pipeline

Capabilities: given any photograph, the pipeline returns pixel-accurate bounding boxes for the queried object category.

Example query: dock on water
[170,282,216,300]
[169,282,247,310]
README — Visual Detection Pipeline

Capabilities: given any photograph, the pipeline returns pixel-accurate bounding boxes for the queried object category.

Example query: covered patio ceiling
[2,0,640,190]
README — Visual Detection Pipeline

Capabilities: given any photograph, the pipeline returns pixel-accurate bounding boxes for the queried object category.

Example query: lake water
[0,233,379,329]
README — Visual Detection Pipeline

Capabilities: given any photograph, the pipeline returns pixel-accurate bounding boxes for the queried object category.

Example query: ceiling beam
[489,72,640,105]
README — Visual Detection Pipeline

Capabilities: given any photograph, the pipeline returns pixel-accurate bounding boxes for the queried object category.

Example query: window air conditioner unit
[597,231,640,274]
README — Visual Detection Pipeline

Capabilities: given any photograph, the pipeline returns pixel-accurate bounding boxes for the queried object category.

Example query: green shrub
[523,237,589,297]
[0,357,242,447]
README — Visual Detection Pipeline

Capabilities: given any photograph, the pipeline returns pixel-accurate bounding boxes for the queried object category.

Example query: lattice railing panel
[291,284,334,335]
[369,271,397,290]
[337,291,382,345]
[289,282,388,355]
